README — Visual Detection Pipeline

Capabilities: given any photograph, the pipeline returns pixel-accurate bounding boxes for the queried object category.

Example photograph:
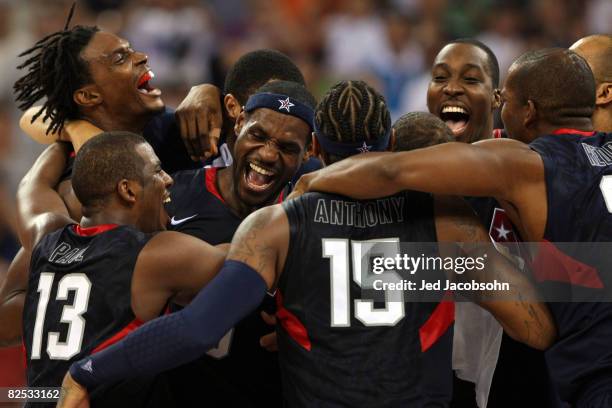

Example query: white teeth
[163,195,171,203]
[249,162,274,176]
[442,106,468,114]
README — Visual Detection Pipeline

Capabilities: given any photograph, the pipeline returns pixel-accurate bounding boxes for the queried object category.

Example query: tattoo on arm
[230,212,276,273]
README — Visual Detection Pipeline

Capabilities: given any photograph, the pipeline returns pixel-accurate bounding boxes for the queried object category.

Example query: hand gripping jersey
[23,224,173,408]
[529,130,612,404]
[278,191,454,407]
[163,166,282,407]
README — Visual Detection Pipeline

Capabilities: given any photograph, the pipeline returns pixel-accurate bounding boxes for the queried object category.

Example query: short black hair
[224,49,306,105]
[13,4,99,134]
[254,80,316,110]
[447,38,500,87]
[508,48,595,124]
[72,131,147,209]
[393,112,453,152]
[315,80,391,164]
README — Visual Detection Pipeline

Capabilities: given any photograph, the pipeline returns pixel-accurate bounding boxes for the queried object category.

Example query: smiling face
[427,43,499,143]
[133,143,173,233]
[80,31,164,123]
[232,108,310,207]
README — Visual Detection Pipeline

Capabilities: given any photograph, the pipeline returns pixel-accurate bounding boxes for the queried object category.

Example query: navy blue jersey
[529,130,612,404]
[23,224,173,407]
[163,166,282,407]
[143,107,203,175]
[278,192,454,407]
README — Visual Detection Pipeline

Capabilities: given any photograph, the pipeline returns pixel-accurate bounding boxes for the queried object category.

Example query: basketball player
[293,48,612,407]
[158,80,315,407]
[57,81,555,408]
[18,132,229,407]
[427,39,502,144]
[570,34,611,132]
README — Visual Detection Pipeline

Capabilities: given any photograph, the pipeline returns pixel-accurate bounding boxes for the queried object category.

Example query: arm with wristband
[58,205,289,407]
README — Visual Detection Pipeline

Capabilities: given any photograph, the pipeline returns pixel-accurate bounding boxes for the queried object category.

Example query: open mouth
[163,191,171,204]
[244,162,276,192]
[440,105,470,136]
[137,70,162,97]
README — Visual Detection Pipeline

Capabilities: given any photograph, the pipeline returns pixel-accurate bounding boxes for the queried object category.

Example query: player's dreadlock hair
[315,80,391,164]
[13,3,99,134]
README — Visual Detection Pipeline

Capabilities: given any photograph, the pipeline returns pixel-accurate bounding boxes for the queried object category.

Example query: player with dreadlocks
[58,81,555,408]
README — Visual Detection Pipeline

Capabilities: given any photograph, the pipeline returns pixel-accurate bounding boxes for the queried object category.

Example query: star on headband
[357,141,372,153]
[278,97,295,112]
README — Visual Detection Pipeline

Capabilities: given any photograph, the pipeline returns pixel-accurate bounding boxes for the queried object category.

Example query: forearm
[20,107,58,144]
[70,261,266,390]
[304,143,507,199]
[0,293,25,347]
[16,143,72,249]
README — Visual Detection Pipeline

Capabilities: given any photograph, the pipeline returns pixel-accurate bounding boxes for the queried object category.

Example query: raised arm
[58,205,289,407]
[434,195,556,350]
[16,143,73,251]
[295,139,541,203]
[19,106,102,152]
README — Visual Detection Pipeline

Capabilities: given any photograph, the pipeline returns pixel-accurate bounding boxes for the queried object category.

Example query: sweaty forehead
[247,108,311,143]
[135,143,158,166]
[434,43,490,74]
[80,31,128,61]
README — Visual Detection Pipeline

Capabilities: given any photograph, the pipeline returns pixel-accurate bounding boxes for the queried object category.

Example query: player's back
[23,224,169,407]
[529,130,612,404]
[278,191,454,407]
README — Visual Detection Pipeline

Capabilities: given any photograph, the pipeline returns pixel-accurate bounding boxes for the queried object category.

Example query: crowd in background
[0,0,610,275]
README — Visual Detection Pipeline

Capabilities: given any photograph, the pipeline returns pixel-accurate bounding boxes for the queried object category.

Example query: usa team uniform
[163,166,282,407]
[529,130,612,406]
[23,224,173,407]
[278,191,454,407]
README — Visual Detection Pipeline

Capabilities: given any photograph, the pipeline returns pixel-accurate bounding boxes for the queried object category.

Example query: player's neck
[78,208,136,230]
[537,118,594,135]
[82,112,149,135]
[592,108,611,132]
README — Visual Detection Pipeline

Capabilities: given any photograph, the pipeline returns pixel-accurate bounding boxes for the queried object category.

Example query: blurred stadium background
[0,0,610,391]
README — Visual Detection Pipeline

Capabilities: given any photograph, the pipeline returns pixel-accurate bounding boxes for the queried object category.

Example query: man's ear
[524,100,537,128]
[233,111,246,137]
[74,85,102,108]
[117,179,140,204]
[492,88,502,110]
[596,82,612,106]
[224,94,242,120]
[311,134,328,166]
[387,128,397,152]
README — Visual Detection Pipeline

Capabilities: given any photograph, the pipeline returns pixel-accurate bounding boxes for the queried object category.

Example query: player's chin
[240,178,282,206]
[137,93,165,112]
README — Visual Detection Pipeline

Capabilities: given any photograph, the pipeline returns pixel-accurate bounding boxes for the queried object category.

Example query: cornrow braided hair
[315,80,391,145]
[13,3,99,134]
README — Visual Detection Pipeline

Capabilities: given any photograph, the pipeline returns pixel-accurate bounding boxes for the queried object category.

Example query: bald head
[507,48,595,125]
[570,35,612,132]
[570,35,612,84]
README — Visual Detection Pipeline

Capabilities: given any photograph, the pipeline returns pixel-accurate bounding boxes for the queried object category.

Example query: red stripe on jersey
[277,189,284,203]
[91,318,144,354]
[205,167,226,203]
[551,128,596,137]
[531,240,603,288]
[492,129,503,139]
[419,300,454,353]
[276,290,311,351]
[73,224,119,236]
[69,151,76,158]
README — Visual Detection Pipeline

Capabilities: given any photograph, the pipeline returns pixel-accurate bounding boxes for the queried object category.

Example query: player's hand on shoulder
[57,372,89,408]
[287,172,316,200]
[175,83,223,162]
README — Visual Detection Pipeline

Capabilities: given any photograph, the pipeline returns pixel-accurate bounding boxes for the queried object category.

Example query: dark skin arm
[434,195,556,350]
[130,231,228,321]
[175,84,223,161]
[293,139,547,241]
[16,142,74,251]
[0,248,29,347]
